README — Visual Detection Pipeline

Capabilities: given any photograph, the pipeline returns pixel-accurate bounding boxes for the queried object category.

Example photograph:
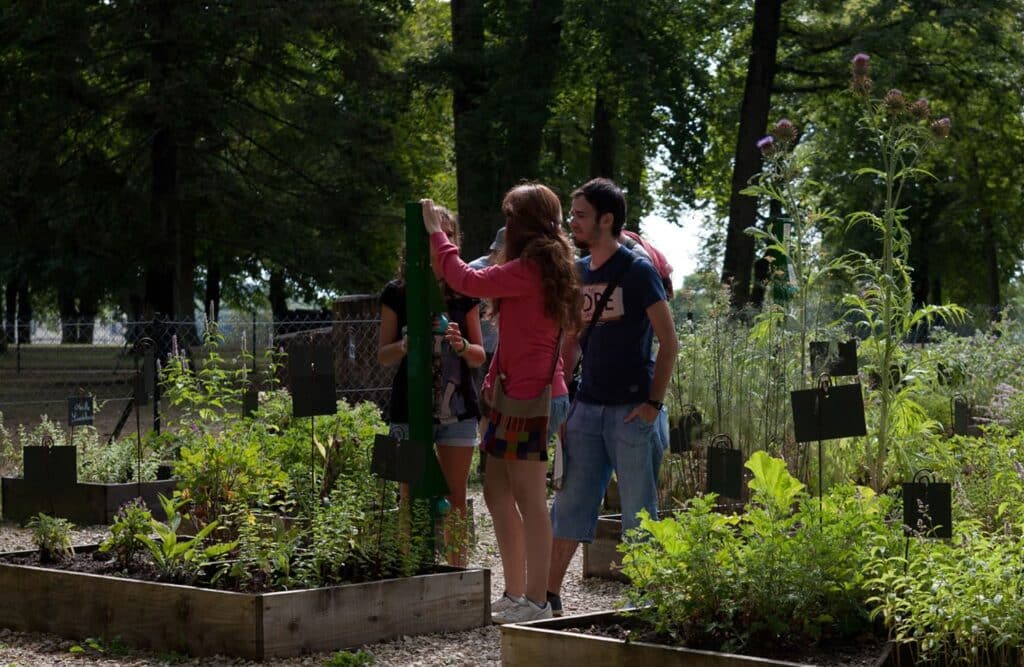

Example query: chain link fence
[0,296,395,445]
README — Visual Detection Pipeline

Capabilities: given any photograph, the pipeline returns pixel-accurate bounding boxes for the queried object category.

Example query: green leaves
[745,451,805,511]
[620,474,898,653]
[135,494,237,583]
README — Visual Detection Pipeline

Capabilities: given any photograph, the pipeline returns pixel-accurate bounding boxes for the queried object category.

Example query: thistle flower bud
[884,89,906,115]
[850,76,873,96]
[930,117,951,138]
[909,97,930,120]
[772,118,797,143]
[850,53,871,77]
[756,135,775,155]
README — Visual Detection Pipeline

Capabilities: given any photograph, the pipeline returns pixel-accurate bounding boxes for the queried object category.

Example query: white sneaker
[491,592,526,614]
[491,598,553,625]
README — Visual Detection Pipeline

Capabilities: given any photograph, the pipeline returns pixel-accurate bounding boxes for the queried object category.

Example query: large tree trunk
[721,0,782,309]
[3,281,14,343]
[57,278,100,344]
[144,0,180,321]
[589,88,616,180]
[498,0,564,189]
[269,269,288,321]
[16,279,31,344]
[451,0,499,260]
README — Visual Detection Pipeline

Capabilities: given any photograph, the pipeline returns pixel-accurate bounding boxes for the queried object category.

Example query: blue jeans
[550,401,667,542]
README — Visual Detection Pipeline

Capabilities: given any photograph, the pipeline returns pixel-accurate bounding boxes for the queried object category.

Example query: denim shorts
[550,401,668,542]
[389,418,479,447]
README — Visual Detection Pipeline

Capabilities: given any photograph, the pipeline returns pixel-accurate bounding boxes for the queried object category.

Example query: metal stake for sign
[289,346,336,514]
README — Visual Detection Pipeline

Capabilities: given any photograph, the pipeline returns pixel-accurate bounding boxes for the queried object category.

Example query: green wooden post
[404,203,450,562]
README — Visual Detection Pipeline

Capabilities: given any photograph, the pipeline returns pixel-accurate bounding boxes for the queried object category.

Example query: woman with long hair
[422,183,581,623]
[377,205,485,566]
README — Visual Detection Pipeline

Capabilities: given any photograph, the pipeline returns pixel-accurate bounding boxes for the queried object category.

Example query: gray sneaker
[491,598,553,625]
[491,592,526,614]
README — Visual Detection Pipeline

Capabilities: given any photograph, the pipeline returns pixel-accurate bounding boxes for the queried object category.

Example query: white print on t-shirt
[580,283,625,323]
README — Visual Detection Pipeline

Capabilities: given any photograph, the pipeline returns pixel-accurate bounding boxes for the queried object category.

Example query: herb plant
[27,512,75,563]
[135,494,236,583]
[99,498,153,567]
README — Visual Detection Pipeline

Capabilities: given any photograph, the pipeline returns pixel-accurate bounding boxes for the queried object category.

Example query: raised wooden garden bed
[0,546,490,659]
[1,477,177,524]
[582,513,629,582]
[501,610,893,667]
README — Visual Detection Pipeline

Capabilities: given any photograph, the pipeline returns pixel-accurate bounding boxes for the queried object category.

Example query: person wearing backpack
[547,177,679,616]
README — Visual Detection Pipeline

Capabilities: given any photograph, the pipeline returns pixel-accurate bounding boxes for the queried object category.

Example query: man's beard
[571,235,590,252]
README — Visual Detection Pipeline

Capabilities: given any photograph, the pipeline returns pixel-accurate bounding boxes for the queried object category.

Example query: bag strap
[577,250,636,361]
[493,328,564,386]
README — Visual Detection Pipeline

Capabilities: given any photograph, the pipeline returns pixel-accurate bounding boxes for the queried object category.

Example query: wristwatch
[645,399,664,411]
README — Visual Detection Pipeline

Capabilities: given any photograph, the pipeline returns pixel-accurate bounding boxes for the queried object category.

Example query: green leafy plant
[173,421,291,530]
[866,522,1024,665]
[135,494,236,583]
[99,498,153,567]
[621,452,898,653]
[77,435,161,484]
[26,513,75,563]
[837,54,965,491]
[0,411,18,476]
[323,649,375,666]
[221,508,303,592]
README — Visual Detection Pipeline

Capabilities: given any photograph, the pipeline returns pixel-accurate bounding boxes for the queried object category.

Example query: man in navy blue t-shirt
[547,178,679,616]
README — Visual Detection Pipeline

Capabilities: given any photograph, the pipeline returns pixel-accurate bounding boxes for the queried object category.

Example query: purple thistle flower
[884,89,907,115]
[772,118,797,143]
[756,135,775,155]
[851,53,871,77]
[930,117,951,138]
[910,97,930,120]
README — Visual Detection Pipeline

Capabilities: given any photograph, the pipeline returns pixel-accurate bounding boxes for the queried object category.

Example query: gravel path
[0,489,626,666]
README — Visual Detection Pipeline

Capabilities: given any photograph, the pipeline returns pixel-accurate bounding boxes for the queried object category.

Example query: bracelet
[458,337,469,355]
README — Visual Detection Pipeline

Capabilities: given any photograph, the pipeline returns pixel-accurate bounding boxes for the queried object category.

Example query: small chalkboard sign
[289,345,337,418]
[370,434,427,485]
[242,387,260,418]
[706,434,743,499]
[67,395,94,427]
[809,340,858,377]
[791,382,867,443]
[903,473,952,539]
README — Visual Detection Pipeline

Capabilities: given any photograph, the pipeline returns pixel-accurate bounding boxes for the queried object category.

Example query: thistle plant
[744,119,842,391]
[840,53,965,490]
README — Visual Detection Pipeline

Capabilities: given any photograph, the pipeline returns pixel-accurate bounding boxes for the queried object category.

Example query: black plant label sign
[707,446,743,499]
[791,383,867,443]
[370,434,426,485]
[809,340,858,377]
[902,481,952,539]
[289,346,336,418]
[67,395,94,426]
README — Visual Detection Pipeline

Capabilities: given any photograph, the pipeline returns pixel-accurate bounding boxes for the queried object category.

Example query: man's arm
[646,299,679,403]
[624,299,679,423]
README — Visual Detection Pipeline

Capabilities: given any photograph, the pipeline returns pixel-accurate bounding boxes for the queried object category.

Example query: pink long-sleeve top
[430,231,567,400]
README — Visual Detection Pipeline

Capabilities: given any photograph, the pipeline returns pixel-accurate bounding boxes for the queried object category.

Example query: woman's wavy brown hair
[499,183,582,335]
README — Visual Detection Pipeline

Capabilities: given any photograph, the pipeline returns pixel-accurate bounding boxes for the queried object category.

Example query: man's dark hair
[572,177,627,237]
